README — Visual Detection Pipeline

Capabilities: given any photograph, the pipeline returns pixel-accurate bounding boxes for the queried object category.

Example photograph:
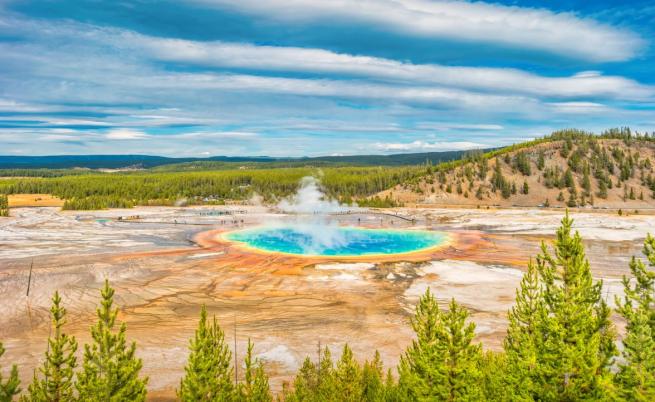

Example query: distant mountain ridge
[0,150,491,169]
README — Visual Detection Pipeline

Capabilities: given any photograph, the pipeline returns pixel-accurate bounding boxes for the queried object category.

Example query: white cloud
[414,123,503,131]
[547,102,610,114]
[374,140,486,152]
[136,37,654,101]
[192,0,643,61]
[105,128,150,140]
[171,131,258,139]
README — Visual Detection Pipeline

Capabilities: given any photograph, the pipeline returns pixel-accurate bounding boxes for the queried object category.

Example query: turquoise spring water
[224,225,448,256]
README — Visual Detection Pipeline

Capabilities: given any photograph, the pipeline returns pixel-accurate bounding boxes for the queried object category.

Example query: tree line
[0,167,422,210]
[1,213,654,400]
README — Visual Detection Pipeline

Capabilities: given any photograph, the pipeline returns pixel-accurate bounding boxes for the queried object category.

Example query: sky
[0,0,654,157]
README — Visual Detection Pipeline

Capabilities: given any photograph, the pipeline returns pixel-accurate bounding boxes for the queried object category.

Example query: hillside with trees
[379,128,655,209]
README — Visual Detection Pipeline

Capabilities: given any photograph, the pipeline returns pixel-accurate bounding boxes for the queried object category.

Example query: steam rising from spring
[275,176,354,253]
[277,176,345,214]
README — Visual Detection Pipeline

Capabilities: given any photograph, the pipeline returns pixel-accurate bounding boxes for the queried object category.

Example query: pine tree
[522,180,529,195]
[564,168,574,189]
[505,260,543,400]
[532,213,616,400]
[399,289,482,401]
[333,344,363,401]
[581,164,591,196]
[239,339,271,402]
[281,357,317,402]
[76,280,148,401]
[557,191,565,202]
[614,235,655,399]
[383,368,400,402]
[316,347,337,401]
[614,311,655,400]
[597,179,608,199]
[0,195,8,217]
[26,291,77,402]
[479,351,514,401]
[537,150,546,170]
[398,288,443,400]
[178,305,234,401]
[567,187,578,207]
[361,351,385,402]
[0,342,20,402]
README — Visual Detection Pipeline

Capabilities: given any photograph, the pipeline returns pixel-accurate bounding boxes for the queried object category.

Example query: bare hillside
[379,131,655,209]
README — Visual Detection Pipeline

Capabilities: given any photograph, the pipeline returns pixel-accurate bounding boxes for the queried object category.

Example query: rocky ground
[0,206,652,400]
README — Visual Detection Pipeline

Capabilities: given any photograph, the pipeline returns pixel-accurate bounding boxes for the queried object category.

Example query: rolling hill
[378,128,655,209]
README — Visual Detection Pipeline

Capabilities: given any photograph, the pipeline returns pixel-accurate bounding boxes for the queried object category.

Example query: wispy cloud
[374,140,486,152]
[137,37,654,101]
[106,128,150,140]
[193,0,644,61]
[0,2,652,156]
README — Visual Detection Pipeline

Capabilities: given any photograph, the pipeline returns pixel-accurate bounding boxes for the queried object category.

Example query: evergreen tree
[383,368,401,402]
[0,342,20,402]
[567,187,578,207]
[0,195,8,217]
[564,168,574,189]
[26,291,77,402]
[282,358,318,402]
[522,180,529,195]
[614,235,655,399]
[479,351,514,401]
[597,179,608,199]
[333,344,363,401]
[399,290,482,401]
[505,260,543,400]
[581,167,591,196]
[239,339,272,402]
[361,351,385,402]
[315,347,336,401]
[537,150,546,170]
[178,305,234,401]
[513,213,617,401]
[614,311,655,400]
[76,280,148,401]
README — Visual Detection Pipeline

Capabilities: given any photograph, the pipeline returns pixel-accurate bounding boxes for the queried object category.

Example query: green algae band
[225,226,448,256]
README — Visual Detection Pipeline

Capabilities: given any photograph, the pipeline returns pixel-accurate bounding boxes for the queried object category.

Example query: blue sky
[0,0,654,157]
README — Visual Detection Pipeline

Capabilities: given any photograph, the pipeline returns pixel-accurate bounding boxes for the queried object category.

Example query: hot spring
[224,225,449,257]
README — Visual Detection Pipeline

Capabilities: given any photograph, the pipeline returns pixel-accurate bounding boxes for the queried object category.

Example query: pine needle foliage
[76,280,148,401]
[0,342,20,402]
[505,211,617,401]
[238,339,272,402]
[178,305,234,401]
[25,291,77,402]
[615,234,655,400]
[399,289,482,401]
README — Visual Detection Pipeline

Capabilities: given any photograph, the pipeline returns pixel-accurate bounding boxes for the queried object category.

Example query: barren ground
[0,206,652,400]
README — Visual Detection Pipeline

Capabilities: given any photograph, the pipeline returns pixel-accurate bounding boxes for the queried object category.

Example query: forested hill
[0,149,484,170]
[380,128,655,209]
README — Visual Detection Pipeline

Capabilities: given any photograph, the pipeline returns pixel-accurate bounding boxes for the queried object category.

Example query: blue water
[225,226,447,256]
